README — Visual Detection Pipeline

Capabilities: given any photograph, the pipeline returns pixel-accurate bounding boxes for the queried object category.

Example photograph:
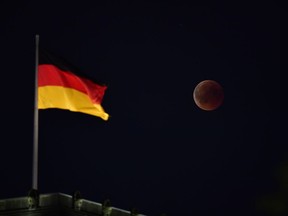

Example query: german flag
[38,49,109,121]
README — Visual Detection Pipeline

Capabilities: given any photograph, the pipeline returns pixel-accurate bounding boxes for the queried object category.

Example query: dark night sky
[0,1,286,216]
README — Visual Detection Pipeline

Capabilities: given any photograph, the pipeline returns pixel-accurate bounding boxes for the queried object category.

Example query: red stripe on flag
[38,64,107,104]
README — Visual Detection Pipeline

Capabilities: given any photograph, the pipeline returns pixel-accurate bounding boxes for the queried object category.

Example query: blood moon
[193,80,224,111]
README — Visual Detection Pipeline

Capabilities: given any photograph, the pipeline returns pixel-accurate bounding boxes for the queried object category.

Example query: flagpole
[32,34,39,190]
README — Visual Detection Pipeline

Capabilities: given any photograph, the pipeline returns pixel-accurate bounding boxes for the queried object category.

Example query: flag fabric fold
[38,50,109,121]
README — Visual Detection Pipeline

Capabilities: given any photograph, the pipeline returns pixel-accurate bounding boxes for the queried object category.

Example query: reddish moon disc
[193,80,224,111]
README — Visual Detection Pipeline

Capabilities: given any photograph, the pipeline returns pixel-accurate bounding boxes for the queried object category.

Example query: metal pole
[32,34,39,190]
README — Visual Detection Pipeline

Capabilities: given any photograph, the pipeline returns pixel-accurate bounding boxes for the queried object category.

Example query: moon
[193,80,224,111]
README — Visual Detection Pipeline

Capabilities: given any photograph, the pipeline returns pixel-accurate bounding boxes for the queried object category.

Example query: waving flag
[38,49,109,121]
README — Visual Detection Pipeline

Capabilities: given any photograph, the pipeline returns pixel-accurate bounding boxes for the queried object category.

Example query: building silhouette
[0,190,148,216]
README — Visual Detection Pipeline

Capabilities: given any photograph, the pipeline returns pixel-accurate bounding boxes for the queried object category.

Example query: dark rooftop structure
[0,190,147,216]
